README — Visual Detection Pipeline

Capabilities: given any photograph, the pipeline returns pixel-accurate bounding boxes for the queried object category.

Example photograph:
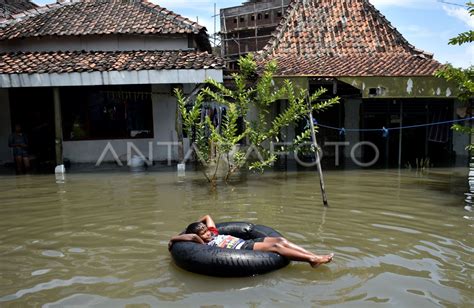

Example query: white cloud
[442,5,474,28]
[436,44,474,68]
[400,24,456,44]
[369,0,433,8]
[198,16,217,32]
[152,0,216,13]
[399,24,437,38]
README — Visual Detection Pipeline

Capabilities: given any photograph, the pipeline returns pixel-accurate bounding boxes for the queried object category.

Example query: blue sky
[34,0,473,68]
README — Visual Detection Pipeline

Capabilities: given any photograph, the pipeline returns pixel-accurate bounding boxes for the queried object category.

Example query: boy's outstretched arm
[168,234,204,250]
[198,214,216,228]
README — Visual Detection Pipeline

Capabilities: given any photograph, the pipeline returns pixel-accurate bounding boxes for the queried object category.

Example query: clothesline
[311,116,474,137]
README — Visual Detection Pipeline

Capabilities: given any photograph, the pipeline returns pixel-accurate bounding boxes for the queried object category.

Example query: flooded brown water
[0,168,473,307]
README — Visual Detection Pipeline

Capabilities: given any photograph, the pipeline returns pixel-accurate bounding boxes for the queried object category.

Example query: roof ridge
[0,49,224,75]
[0,0,38,21]
[1,49,214,55]
[0,0,79,27]
[256,0,440,77]
[0,0,204,36]
[259,0,435,60]
[361,0,434,59]
[138,0,204,31]
[259,0,298,59]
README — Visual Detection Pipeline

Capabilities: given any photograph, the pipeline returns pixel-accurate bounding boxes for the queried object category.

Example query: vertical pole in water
[307,99,329,207]
[398,100,403,168]
[53,87,64,168]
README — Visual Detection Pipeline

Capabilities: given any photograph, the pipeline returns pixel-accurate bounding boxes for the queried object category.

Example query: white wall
[63,138,155,164]
[0,89,12,163]
[63,84,195,164]
[0,35,190,53]
[152,84,179,161]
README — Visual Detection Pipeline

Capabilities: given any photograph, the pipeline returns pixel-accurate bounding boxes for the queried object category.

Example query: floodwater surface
[0,168,472,307]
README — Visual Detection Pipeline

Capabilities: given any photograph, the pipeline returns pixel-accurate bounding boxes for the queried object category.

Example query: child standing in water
[8,124,30,173]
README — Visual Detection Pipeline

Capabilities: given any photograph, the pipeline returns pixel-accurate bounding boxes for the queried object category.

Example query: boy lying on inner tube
[168,214,333,268]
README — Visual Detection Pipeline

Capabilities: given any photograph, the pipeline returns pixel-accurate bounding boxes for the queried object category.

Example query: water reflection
[0,168,472,306]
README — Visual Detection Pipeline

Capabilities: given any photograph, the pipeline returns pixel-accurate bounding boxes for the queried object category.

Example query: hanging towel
[428,108,450,143]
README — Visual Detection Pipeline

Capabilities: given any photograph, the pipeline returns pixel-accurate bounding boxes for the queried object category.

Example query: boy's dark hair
[185,222,206,234]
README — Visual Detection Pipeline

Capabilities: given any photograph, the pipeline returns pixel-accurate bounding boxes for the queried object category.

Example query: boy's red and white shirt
[207,227,245,249]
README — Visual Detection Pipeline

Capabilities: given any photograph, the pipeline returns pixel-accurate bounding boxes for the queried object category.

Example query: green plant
[177,54,339,185]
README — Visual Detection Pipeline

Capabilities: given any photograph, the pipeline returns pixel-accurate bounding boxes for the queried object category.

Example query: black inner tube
[170,222,290,277]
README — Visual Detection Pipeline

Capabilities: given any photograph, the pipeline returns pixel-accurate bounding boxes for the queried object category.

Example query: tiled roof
[0,50,224,74]
[0,0,37,20]
[259,0,442,77]
[0,0,204,40]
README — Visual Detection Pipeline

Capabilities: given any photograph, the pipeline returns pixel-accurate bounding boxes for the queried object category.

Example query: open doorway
[361,99,454,169]
[9,88,56,172]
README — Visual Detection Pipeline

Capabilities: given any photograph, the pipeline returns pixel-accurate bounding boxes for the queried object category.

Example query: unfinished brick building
[220,0,290,69]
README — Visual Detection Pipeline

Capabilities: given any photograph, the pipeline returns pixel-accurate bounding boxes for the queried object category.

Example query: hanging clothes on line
[196,102,228,138]
[428,108,450,143]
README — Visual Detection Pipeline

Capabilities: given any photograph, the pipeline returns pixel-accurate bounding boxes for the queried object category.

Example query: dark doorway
[9,88,56,172]
[361,99,454,168]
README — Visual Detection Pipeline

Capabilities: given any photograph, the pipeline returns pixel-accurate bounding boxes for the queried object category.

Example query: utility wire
[437,0,471,8]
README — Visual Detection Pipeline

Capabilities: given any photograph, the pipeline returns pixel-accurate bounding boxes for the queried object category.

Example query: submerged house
[257,0,468,168]
[0,0,223,168]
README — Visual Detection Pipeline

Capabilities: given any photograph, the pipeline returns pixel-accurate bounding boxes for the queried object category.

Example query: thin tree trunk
[307,103,329,207]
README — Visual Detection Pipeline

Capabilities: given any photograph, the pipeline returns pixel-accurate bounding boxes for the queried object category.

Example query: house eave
[0,69,223,88]
[271,75,458,99]
[338,76,458,99]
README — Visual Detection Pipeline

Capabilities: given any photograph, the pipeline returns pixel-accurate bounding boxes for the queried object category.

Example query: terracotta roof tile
[0,0,37,20]
[0,0,203,40]
[0,50,224,74]
[258,0,442,77]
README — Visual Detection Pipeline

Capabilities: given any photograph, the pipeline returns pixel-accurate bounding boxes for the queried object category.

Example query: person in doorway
[8,124,30,173]
[168,214,334,268]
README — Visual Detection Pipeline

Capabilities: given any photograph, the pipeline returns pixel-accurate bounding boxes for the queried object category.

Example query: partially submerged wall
[62,84,195,164]
[0,89,12,163]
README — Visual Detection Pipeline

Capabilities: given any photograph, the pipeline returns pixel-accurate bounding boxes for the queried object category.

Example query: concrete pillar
[0,89,12,163]
[344,98,362,162]
[53,88,64,166]
[173,84,184,162]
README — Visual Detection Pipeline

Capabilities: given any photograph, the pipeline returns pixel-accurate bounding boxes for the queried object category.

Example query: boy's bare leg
[263,237,318,256]
[253,242,333,267]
